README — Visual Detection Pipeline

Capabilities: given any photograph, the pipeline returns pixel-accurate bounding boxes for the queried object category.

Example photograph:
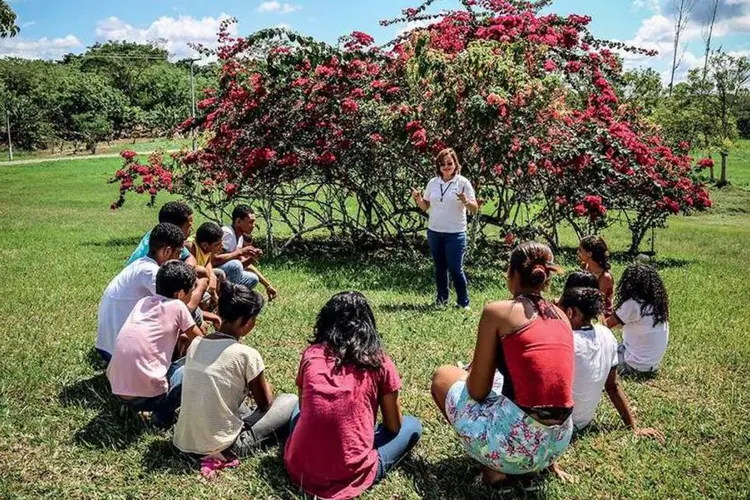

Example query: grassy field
[0,154,749,499]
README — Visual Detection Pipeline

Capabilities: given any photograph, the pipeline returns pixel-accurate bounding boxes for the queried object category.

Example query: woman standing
[411,148,479,309]
[430,242,576,485]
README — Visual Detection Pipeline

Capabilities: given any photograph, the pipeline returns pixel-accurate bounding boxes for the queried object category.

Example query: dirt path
[1,150,179,166]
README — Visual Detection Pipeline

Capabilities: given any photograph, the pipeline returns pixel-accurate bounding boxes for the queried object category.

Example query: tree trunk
[719,151,728,185]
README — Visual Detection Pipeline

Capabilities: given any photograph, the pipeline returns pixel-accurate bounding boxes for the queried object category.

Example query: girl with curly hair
[606,264,670,375]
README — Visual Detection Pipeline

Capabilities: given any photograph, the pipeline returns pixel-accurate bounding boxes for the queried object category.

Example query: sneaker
[434,300,449,308]
[456,304,471,311]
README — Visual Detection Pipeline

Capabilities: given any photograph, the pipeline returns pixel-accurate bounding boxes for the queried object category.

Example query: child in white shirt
[561,272,664,441]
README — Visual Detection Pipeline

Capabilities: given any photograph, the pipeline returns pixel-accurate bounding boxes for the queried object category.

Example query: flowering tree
[112,0,711,255]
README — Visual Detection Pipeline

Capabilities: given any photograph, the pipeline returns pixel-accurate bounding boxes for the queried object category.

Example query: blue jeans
[122,358,185,425]
[218,260,259,289]
[427,229,469,307]
[287,405,422,484]
[96,348,112,366]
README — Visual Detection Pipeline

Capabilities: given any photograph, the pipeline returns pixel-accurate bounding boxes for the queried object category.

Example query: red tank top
[498,297,574,409]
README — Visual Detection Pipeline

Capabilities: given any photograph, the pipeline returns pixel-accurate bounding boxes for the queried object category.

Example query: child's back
[285,343,401,499]
[617,300,669,372]
[572,324,618,429]
[174,336,264,455]
[97,256,159,356]
[107,294,194,398]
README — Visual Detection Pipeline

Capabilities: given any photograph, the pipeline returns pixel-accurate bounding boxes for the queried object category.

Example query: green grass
[694,138,750,188]
[1,157,749,499]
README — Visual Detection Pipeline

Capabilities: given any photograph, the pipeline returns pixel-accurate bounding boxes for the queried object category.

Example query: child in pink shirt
[284,292,422,500]
[107,260,206,426]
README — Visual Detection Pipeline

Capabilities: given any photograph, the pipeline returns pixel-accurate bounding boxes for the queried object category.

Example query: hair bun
[530,264,548,286]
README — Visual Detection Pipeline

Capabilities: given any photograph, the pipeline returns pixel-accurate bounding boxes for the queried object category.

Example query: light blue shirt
[125,230,190,266]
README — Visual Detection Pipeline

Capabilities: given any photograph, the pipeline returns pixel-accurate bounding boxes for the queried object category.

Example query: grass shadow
[265,238,503,293]
[85,346,108,371]
[141,439,197,475]
[59,374,155,450]
[404,455,552,499]
[81,236,142,248]
[73,405,152,450]
[256,453,302,499]
[554,246,692,270]
[59,373,110,410]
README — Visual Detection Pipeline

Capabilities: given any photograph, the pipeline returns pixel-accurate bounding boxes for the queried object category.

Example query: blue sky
[4,0,750,82]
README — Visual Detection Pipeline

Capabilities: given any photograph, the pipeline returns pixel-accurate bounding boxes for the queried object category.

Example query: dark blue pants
[122,357,185,425]
[427,229,469,307]
[287,405,422,484]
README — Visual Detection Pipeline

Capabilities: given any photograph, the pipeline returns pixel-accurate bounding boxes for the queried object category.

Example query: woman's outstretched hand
[411,188,422,203]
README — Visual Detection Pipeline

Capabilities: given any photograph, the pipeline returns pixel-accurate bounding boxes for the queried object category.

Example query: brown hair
[509,241,563,290]
[580,235,611,271]
[435,148,461,177]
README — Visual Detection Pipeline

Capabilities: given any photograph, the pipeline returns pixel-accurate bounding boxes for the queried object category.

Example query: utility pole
[5,108,11,161]
[189,58,198,151]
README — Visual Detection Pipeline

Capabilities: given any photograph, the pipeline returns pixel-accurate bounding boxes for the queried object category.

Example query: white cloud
[95,14,237,61]
[21,20,36,28]
[0,34,81,59]
[632,0,661,13]
[257,1,300,14]
[396,19,435,37]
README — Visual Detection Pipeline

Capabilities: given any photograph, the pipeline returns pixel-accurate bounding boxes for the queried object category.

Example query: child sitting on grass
[186,222,226,308]
[559,274,664,442]
[605,264,670,376]
[284,292,423,500]
[578,235,615,317]
[96,222,187,364]
[106,260,206,426]
[173,282,297,463]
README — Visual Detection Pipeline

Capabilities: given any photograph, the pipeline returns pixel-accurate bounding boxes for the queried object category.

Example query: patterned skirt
[445,380,573,475]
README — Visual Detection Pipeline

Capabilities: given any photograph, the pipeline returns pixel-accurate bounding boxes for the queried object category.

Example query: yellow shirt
[189,239,211,267]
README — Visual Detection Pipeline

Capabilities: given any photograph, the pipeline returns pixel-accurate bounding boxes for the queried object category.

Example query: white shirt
[96,256,159,355]
[423,174,476,233]
[572,324,619,429]
[221,225,245,253]
[173,336,265,455]
[617,299,669,372]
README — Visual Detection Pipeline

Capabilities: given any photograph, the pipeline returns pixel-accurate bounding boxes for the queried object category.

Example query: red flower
[120,150,137,161]
[277,153,300,167]
[316,151,337,166]
[573,203,587,216]
[504,232,516,246]
[543,59,557,72]
[197,97,217,110]
[245,147,276,170]
[697,157,714,169]
[405,120,422,132]
[369,133,383,143]
[341,98,359,114]
[224,183,238,197]
[487,93,506,107]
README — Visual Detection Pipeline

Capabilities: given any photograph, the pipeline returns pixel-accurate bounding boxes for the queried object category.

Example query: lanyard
[439,181,455,202]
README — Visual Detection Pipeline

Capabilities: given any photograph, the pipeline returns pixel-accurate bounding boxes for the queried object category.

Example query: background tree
[668,0,697,96]
[0,0,18,38]
[706,52,750,185]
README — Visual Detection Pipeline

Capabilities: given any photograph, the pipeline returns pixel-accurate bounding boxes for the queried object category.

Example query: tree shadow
[555,246,692,270]
[377,302,444,313]
[81,236,142,248]
[141,439,197,475]
[404,455,552,500]
[59,374,153,449]
[264,238,503,293]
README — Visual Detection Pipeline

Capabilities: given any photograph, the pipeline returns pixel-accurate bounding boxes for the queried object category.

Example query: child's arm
[248,371,274,412]
[379,391,402,434]
[246,264,277,301]
[187,277,209,312]
[604,367,665,443]
[605,314,621,329]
